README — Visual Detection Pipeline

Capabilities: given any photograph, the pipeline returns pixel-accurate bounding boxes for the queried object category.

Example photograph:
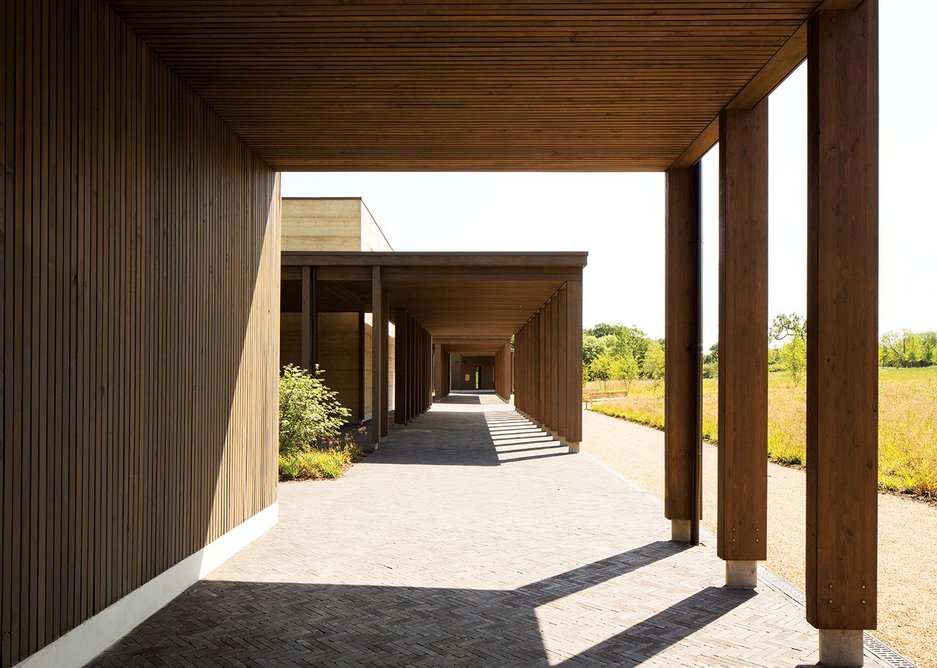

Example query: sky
[282,0,937,348]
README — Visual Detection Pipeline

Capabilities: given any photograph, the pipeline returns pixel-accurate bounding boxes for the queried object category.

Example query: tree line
[583,315,936,389]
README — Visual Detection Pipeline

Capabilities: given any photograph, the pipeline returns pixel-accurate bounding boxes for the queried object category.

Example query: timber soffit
[107,1,826,171]
[281,251,586,337]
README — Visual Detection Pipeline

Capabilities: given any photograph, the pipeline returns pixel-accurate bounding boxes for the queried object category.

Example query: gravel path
[582,409,937,668]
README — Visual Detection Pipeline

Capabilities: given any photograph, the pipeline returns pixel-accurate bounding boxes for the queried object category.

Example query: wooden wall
[1,1,281,665]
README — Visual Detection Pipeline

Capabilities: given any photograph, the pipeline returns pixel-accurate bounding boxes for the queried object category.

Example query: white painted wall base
[15,501,279,668]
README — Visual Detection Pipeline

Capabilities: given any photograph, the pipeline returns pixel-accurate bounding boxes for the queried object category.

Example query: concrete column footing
[567,442,580,454]
[671,519,691,543]
[819,629,864,667]
[725,560,758,588]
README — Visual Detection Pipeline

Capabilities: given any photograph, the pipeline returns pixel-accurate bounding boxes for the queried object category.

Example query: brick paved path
[92,396,888,667]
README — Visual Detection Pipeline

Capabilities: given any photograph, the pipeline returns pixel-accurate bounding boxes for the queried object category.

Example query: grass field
[587,366,937,498]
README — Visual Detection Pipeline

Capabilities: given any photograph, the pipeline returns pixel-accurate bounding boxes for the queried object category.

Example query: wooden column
[556,286,568,442]
[407,316,419,421]
[445,352,451,398]
[565,280,583,451]
[357,312,366,422]
[300,266,317,371]
[807,1,878,657]
[434,343,445,401]
[718,101,769,586]
[425,331,433,410]
[370,266,382,446]
[394,308,408,424]
[665,164,703,544]
[380,290,390,437]
[498,342,512,402]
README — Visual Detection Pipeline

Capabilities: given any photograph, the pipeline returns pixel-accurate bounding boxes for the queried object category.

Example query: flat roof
[108,1,829,171]
[282,251,586,337]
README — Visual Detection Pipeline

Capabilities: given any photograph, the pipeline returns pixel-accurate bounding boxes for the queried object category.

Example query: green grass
[588,367,937,498]
[278,443,363,481]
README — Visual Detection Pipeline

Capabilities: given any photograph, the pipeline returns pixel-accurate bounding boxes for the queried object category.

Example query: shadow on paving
[91,540,756,667]
[365,402,573,468]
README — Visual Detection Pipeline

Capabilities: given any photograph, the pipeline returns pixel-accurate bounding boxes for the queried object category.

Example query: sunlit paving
[93,395,889,667]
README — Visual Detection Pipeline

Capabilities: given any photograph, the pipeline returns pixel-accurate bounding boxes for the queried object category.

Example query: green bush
[279,444,363,481]
[278,364,351,456]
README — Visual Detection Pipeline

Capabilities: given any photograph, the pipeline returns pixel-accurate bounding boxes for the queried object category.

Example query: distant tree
[771,313,806,385]
[587,352,614,389]
[880,330,935,368]
[702,343,719,379]
[582,335,605,367]
[642,340,666,383]
[589,323,621,339]
[611,354,640,390]
[925,332,937,365]
[703,342,719,365]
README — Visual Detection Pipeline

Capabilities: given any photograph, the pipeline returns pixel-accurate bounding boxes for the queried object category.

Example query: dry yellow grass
[588,367,937,497]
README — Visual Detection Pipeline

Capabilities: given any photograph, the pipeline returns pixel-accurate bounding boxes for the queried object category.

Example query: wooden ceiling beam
[669,21,807,169]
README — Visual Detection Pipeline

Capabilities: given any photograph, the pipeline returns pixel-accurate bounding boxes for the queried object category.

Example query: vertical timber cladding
[807,0,878,631]
[717,101,769,562]
[1,1,280,665]
[664,166,703,525]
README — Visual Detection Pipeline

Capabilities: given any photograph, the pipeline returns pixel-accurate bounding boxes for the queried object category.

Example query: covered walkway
[92,397,886,667]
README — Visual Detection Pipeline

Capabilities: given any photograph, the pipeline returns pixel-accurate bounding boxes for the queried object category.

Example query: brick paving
[91,395,889,667]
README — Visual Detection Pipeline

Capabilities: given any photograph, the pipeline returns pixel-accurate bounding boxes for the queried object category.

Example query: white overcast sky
[283,0,936,348]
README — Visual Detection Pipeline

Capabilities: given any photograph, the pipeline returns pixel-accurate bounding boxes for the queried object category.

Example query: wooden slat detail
[1,1,280,664]
[717,102,769,562]
[664,165,702,525]
[104,1,823,171]
[806,0,878,631]
[670,21,808,168]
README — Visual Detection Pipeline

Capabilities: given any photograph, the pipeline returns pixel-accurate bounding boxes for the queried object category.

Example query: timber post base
[819,630,864,667]
[725,560,758,588]
[671,519,692,543]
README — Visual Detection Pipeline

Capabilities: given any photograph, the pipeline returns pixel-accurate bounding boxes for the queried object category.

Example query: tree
[611,353,640,390]
[702,343,719,378]
[770,313,806,385]
[587,352,614,389]
[582,335,605,367]
[641,340,665,383]
[880,330,935,368]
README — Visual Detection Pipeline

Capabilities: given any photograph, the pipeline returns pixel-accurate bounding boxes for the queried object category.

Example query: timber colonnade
[281,252,587,450]
[3,1,879,666]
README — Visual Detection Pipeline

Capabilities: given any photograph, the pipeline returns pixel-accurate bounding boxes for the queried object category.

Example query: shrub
[279,444,363,481]
[279,364,352,456]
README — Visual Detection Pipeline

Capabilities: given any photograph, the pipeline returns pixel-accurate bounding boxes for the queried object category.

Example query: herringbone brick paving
[91,394,889,667]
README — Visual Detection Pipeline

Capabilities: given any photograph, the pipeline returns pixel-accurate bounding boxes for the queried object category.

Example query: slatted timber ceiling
[106,1,821,171]
[283,252,586,336]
